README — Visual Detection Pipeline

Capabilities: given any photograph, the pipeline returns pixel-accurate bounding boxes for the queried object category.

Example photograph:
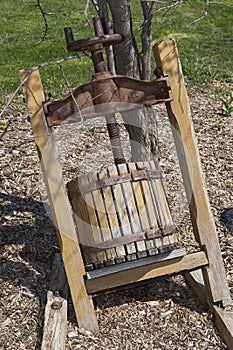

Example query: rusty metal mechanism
[43,17,171,165]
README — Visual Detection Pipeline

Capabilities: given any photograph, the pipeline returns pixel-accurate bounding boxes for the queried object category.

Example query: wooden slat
[147,163,166,230]
[98,167,126,262]
[117,163,147,258]
[153,39,232,305]
[146,161,177,252]
[136,161,160,254]
[128,162,157,255]
[127,162,150,231]
[80,172,107,267]
[86,251,208,293]
[20,69,98,332]
[138,161,167,251]
[88,171,116,265]
[149,161,175,230]
[108,164,137,259]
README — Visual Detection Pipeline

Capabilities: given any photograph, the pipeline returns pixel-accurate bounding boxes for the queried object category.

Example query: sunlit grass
[0,0,232,105]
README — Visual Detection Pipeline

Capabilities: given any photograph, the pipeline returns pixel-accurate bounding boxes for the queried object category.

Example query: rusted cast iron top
[43,17,171,127]
[44,74,170,127]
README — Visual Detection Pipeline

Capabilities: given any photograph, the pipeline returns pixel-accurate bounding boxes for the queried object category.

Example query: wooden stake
[20,69,98,333]
[41,254,68,350]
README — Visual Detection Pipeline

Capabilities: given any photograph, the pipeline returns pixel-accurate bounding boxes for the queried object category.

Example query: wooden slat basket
[67,160,178,271]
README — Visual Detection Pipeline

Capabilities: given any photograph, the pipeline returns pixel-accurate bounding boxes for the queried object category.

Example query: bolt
[51,300,62,310]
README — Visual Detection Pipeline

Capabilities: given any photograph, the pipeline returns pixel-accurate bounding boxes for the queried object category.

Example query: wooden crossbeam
[86,251,208,293]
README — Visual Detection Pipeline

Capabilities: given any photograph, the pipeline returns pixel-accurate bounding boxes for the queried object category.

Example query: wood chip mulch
[0,81,232,349]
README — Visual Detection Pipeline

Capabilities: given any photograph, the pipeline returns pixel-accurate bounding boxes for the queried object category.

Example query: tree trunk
[107,0,141,78]
[108,0,158,161]
[98,0,116,74]
[140,1,156,80]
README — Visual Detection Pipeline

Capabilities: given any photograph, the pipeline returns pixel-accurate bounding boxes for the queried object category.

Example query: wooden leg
[153,39,232,306]
[186,270,233,349]
[20,69,99,333]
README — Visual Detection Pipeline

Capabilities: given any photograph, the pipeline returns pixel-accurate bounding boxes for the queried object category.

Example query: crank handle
[64,27,123,52]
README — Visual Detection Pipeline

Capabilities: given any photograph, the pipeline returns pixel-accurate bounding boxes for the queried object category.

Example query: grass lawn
[0,0,232,107]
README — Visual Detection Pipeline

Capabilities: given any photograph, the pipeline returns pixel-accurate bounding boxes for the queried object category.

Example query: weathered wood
[86,251,208,293]
[137,161,177,252]
[41,254,68,350]
[149,161,175,231]
[185,269,208,306]
[42,291,67,350]
[108,164,137,258]
[89,170,117,264]
[75,169,161,194]
[118,163,147,258]
[127,162,157,255]
[68,161,177,266]
[136,161,160,254]
[98,167,126,261]
[213,306,233,349]
[87,248,186,280]
[20,69,98,332]
[83,171,108,266]
[186,270,233,349]
[127,163,150,232]
[67,179,97,267]
[153,39,232,306]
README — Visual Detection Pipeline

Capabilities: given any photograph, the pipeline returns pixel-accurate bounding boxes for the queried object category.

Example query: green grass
[131,1,233,83]
[0,0,232,106]
[0,0,96,103]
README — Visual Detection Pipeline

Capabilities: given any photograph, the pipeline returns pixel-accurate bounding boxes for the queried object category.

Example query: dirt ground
[0,81,232,349]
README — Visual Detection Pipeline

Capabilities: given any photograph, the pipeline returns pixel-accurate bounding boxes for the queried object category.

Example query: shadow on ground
[0,190,59,291]
[220,208,233,234]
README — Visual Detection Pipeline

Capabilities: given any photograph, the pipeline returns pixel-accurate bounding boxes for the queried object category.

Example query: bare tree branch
[33,0,67,44]
[0,54,90,137]
[84,0,91,26]
[140,1,156,79]
[187,0,209,26]
[35,0,49,44]
[153,1,184,14]
[209,1,233,6]
[91,0,99,13]
[58,63,84,122]
[97,0,116,74]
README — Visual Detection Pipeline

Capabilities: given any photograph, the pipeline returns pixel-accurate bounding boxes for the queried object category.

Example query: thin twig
[58,63,84,122]
[153,1,184,14]
[91,0,99,13]
[187,0,209,26]
[33,0,67,45]
[35,0,48,45]
[84,0,91,26]
[0,54,90,136]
